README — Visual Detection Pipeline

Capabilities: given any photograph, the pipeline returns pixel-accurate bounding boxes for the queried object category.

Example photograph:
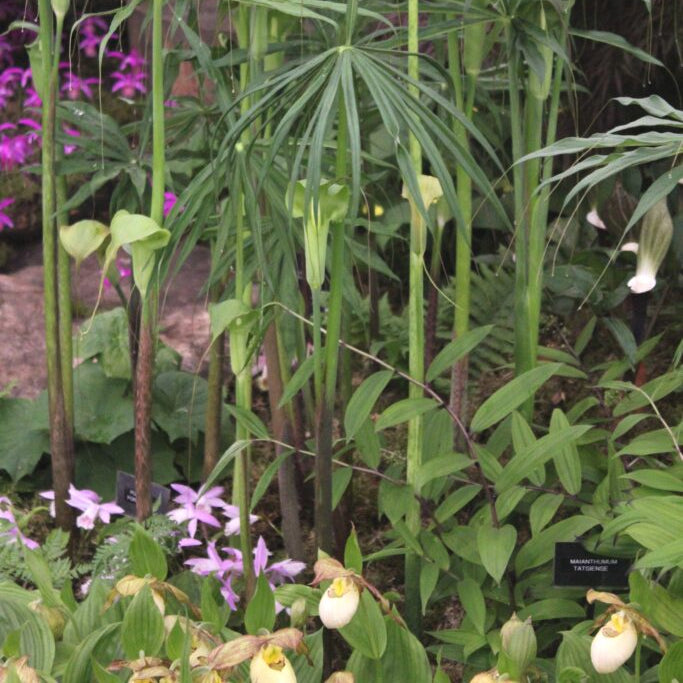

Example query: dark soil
[0,239,212,398]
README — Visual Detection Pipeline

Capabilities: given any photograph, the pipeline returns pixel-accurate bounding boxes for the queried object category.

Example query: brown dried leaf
[208,634,263,671]
[311,558,354,585]
[586,590,626,608]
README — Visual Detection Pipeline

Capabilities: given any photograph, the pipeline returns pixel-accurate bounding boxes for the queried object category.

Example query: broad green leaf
[0,398,50,481]
[477,524,516,584]
[518,599,584,621]
[344,370,393,440]
[496,426,591,492]
[339,589,387,660]
[291,629,324,683]
[434,484,482,524]
[659,640,683,683]
[245,572,276,635]
[226,404,270,440]
[634,541,683,569]
[332,466,353,509]
[250,450,293,511]
[60,219,109,267]
[75,307,132,380]
[274,584,322,616]
[471,364,563,432]
[613,369,683,416]
[63,623,121,683]
[201,577,231,633]
[457,578,486,635]
[570,29,663,66]
[630,571,683,637]
[23,548,60,607]
[420,530,450,571]
[529,493,564,536]
[414,453,471,492]
[394,520,424,556]
[374,397,437,432]
[420,559,439,615]
[130,526,168,581]
[382,616,432,682]
[511,410,544,486]
[152,370,210,444]
[515,517,600,575]
[200,440,249,492]
[354,418,381,469]
[622,469,683,492]
[208,298,258,343]
[426,325,494,382]
[278,352,316,407]
[344,527,363,574]
[550,409,582,495]
[121,585,165,659]
[556,631,632,683]
[0,599,55,673]
[603,318,637,364]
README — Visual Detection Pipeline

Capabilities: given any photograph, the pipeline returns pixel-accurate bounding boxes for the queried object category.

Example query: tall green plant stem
[314,96,349,555]
[135,0,165,521]
[447,26,478,433]
[38,0,73,531]
[405,0,424,636]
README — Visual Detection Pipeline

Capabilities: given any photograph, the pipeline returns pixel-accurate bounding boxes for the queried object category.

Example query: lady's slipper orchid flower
[318,577,360,629]
[249,645,297,683]
[627,198,673,294]
[590,610,638,674]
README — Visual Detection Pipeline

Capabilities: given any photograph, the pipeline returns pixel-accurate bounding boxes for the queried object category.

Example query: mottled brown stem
[203,330,225,481]
[134,311,154,521]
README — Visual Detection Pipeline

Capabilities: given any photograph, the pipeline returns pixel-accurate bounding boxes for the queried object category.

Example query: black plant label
[553,542,630,588]
[116,471,171,517]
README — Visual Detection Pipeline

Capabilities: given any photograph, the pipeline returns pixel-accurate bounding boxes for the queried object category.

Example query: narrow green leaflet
[414,453,471,492]
[496,425,590,492]
[420,559,439,615]
[245,572,276,635]
[471,364,563,432]
[550,410,582,495]
[529,493,564,536]
[426,325,494,382]
[476,524,517,584]
[374,397,438,432]
[457,578,486,635]
[344,370,393,440]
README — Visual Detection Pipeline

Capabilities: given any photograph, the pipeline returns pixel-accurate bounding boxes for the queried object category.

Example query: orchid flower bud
[498,613,537,679]
[318,577,360,629]
[250,644,297,683]
[627,198,673,294]
[590,610,638,674]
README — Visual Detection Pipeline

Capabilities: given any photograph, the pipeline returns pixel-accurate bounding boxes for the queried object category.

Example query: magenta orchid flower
[103,257,132,291]
[163,191,178,218]
[63,126,80,155]
[107,48,147,71]
[78,16,111,58]
[253,536,306,585]
[61,72,100,100]
[167,483,227,539]
[40,486,124,530]
[0,496,39,549]
[0,127,31,171]
[0,198,14,230]
[184,541,243,610]
[111,69,147,98]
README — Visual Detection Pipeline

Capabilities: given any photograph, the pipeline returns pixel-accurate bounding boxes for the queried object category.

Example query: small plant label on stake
[116,471,171,517]
[553,542,630,588]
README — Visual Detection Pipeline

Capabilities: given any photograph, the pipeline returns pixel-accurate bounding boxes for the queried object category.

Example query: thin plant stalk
[447,21,479,431]
[135,0,166,521]
[405,0,425,636]
[203,290,225,480]
[37,0,74,531]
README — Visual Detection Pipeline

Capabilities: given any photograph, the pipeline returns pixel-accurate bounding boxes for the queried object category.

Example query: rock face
[0,242,211,398]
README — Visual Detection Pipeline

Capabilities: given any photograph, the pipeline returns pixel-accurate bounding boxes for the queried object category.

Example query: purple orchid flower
[184,541,243,610]
[24,86,42,108]
[61,71,100,100]
[0,127,31,171]
[107,48,147,71]
[0,497,39,549]
[163,191,177,218]
[222,503,259,537]
[0,198,15,230]
[19,117,41,145]
[40,485,124,530]
[167,483,227,539]
[111,69,147,98]
[78,16,111,58]
[253,536,306,585]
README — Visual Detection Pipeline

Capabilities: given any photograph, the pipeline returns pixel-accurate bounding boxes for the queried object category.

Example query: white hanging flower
[586,208,606,230]
[250,645,297,683]
[627,198,673,294]
[318,577,360,629]
[590,610,638,674]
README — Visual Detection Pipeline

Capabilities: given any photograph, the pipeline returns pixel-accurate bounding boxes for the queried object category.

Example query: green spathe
[291,180,349,291]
